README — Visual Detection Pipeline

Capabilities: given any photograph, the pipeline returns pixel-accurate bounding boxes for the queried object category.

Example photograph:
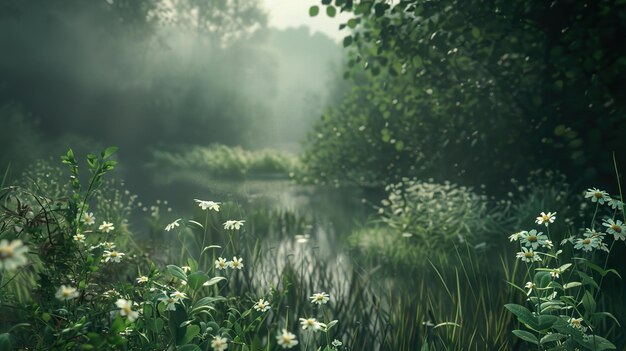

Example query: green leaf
[580,335,616,350]
[309,5,319,17]
[101,146,119,160]
[540,333,566,344]
[167,265,188,281]
[471,27,481,38]
[347,18,358,28]
[178,345,201,351]
[505,304,536,328]
[343,35,353,47]
[582,290,596,314]
[512,330,539,345]
[178,325,200,345]
[592,312,621,327]
[563,282,582,290]
[326,5,337,17]
[204,276,226,287]
[187,272,209,291]
[0,334,11,350]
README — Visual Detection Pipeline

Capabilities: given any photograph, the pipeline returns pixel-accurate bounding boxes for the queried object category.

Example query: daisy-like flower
[215,257,228,270]
[332,339,343,347]
[194,199,221,212]
[602,219,626,240]
[253,299,270,312]
[568,317,587,332]
[99,221,115,233]
[55,285,79,301]
[211,336,228,351]
[535,212,556,226]
[574,237,599,252]
[116,299,139,322]
[102,250,125,263]
[608,198,624,211]
[516,247,542,263]
[171,291,187,300]
[585,188,609,204]
[310,292,330,305]
[223,220,245,230]
[550,268,561,279]
[82,212,96,226]
[0,239,29,270]
[509,231,526,242]
[181,266,191,273]
[524,282,535,296]
[73,233,86,243]
[519,229,549,250]
[276,329,298,349]
[159,296,179,311]
[299,317,322,331]
[165,218,182,232]
[136,276,149,284]
[543,240,554,249]
[228,256,244,270]
[103,242,116,250]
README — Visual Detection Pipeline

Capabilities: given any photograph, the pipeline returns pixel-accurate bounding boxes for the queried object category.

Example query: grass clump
[149,144,300,180]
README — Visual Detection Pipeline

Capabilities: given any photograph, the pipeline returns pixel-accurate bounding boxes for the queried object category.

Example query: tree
[304,0,626,192]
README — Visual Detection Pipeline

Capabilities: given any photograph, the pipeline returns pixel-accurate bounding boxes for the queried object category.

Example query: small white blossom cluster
[214,256,244,270]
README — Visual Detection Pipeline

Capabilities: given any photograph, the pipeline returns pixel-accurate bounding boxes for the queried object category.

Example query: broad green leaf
[563,282,582,290]
[178,325,200,345]
[504,304,536,328]
[512,330,538,345]
[187,271,209,291]
[204,276,226,287]
[540,333,566,344]
[309,5,319,17]
[167,265,188,281]
[102,146,119,160]
[582,290,596,314]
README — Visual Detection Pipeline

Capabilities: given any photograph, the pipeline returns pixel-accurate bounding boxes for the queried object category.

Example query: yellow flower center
[282,335,292,343]
[528,236,537,242]
[611,224,622,233]
[583,238,591,245]
[110,251,118,257]
[594,192,603,199]
[0,247,13,259]
[542,215,550,221]
[524,251,534,258]
[123,306,132,315]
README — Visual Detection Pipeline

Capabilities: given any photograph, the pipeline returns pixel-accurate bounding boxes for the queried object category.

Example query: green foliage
[149,144,301,180]
[506,186,625,350]
[305,0,626,191]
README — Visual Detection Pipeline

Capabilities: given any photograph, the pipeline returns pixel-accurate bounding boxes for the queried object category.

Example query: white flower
[159,296,178,311]
[228,256,244,270]
[194,199,221,211]
[211,336,228,351]
[116,299,139,322]
[73,233,86,243]
[215,257,228,270]
[585,188,609,204]
[519,229,549,250]
[602,219,626,240]
[165,218,182,232]
[103,242,116,250]
[516,247,542,263]
[568,317,587,332]
[310,292,330,305]
[171,291,187,300]
[82,212,96,226]
[535,212,556,226]
[99,221,115,233]
[299,317,322,331]
[253,299,270,312]
[276,329,298,349]
[55,285,79,301]
[332,339,343,347]
[136,276,149,284]
[509,231,526,242]
[524,282,535,296]
[0,239,29,270]
[102,250,125,263]
[181,266,191,273]
[574,237,600,252]
[223,220,245,230]
[608,198,624,211]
